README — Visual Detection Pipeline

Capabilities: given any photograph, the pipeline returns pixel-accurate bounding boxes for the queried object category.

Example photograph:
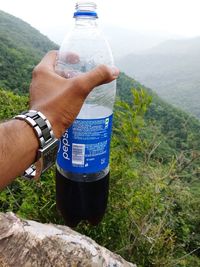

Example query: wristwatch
[14,110,59,180]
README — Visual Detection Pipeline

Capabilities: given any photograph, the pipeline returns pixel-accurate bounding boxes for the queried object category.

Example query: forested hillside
[0,10,58,94]
[118,37,200,118]
[1,10,200,267]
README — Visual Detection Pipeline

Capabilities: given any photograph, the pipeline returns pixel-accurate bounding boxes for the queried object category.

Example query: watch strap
[14,110,58,180]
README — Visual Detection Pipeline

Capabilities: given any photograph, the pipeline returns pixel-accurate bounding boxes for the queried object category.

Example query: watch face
[42,140,59,172]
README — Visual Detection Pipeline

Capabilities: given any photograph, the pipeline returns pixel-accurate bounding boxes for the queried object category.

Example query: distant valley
[118,37,200,118]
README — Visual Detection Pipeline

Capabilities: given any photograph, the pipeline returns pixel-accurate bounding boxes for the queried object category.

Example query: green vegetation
[1,10,200,267]
[1,80,200,266]
[0,10,58,94]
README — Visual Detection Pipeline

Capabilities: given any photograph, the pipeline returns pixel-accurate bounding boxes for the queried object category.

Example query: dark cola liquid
[56,169,109,227]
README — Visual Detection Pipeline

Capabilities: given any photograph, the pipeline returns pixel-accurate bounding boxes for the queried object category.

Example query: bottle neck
[75,16,98,28]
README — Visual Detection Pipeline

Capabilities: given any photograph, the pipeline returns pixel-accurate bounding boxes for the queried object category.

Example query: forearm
[0,120,39,189]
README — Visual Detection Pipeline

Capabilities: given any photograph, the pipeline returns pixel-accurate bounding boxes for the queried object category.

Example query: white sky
[1,0,200,41]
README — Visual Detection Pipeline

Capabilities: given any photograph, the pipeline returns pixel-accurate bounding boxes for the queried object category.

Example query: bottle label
[57,114,113,173]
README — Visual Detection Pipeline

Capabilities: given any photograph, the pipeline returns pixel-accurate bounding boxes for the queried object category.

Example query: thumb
[72,64,120,95]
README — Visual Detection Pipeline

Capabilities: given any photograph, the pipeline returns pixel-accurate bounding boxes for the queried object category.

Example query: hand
[29,50,119,138]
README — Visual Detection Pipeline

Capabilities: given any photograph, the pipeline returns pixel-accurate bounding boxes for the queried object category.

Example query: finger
[48,51,80,78]
[37,50,58,71]
[72,65,120,95]
[65,52,80,64]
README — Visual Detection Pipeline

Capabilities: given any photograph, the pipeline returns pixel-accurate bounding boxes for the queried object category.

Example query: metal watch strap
[14,110,58,180]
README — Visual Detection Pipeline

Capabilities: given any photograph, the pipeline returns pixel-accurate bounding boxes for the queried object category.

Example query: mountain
[104,27,174,60]
[1,10,200,266]
[44,23,174,60]
[118,37,200,118]
[117,73,200,155]
[145,37,200,55]
[0,10,58,94]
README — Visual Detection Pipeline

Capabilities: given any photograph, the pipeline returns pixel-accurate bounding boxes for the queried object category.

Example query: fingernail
[111,66,120,78]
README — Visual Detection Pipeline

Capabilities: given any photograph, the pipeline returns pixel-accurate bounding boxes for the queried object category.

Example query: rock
[0,212,136,267]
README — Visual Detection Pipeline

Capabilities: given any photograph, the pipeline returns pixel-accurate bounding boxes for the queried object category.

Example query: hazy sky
[1,0,200,42]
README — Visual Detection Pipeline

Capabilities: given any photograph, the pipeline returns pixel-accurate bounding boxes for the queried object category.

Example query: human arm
[0,51,119,189]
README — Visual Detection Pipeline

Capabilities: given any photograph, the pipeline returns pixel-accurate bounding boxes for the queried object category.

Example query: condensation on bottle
[55,1,116,227]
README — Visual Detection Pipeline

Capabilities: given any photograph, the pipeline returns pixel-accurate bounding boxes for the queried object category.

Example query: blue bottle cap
[74,2,98,18]
[73,11,98,18]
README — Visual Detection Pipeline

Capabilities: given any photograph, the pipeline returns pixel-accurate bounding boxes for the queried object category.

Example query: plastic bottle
[56,1,116,227]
